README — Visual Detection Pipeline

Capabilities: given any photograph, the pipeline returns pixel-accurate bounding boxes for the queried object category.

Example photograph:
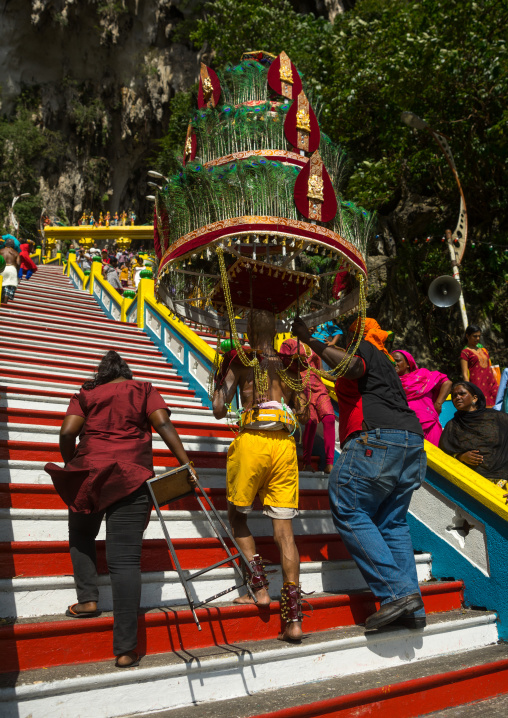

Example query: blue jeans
[18,268,34,280]
[328,429,426,611]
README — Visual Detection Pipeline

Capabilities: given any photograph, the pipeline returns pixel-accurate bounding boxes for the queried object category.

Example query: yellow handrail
[93,271,124,308]
[144,293,216,362]
[425,441,508,521]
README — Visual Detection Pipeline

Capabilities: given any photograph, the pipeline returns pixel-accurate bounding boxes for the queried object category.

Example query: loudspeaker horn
[428,275,462,307]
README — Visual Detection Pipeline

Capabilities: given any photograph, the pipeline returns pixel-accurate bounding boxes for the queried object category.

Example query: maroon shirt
[45,380,168,513]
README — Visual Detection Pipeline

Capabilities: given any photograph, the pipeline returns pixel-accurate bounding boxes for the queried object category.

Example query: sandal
[65,603,101,619]
[115,652,140,668]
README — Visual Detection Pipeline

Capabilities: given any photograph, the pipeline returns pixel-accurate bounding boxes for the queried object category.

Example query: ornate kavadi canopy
[154,51,374,335]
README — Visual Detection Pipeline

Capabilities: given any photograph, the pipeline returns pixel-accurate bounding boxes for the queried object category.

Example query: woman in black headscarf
[439,381,508,488]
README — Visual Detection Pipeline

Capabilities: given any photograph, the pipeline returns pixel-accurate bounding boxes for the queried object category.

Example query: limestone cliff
[1,0,201,222]
[0,0,348,225]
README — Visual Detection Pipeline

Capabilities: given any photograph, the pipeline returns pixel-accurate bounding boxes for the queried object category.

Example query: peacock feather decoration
[153,51,373,385]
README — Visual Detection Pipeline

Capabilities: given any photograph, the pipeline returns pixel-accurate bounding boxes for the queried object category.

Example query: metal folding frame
[146,464,257,629]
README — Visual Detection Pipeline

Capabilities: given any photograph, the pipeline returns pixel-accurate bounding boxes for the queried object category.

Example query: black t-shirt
[335,339,423,444]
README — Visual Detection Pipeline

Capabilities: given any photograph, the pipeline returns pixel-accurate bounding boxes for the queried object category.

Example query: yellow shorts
[226,429,298,509]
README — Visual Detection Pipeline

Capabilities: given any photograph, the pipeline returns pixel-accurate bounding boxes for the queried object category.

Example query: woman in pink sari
[279,337,336,473]
[392,350,452,446]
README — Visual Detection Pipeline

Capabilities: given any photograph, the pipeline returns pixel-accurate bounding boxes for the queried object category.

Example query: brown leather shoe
[365,593,424,630]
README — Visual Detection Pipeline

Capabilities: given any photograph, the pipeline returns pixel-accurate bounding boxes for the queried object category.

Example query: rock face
[0,0,353,223]
[1,0,199,222]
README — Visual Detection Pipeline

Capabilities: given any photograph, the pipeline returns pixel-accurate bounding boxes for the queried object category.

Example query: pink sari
[397,350,449,446]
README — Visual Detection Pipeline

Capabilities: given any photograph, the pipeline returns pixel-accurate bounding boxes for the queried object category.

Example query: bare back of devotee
[213,310,307,422]
[224,360,303,414]
[0,245,20,267]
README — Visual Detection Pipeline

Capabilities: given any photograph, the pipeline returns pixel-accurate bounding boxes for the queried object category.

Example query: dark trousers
[68,485,151,655]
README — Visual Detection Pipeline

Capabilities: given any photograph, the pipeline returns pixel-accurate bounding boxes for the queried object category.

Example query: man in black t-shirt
[292,317,427,630]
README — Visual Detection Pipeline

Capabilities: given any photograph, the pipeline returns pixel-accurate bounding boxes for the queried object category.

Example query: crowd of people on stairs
[73,243,152,294]
[0,235,37,303]
[29,285,505,670]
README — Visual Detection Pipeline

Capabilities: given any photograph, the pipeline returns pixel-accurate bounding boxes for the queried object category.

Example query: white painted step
[15,284,103,299]
[0,423,230,453]
[14,286,95,301]
[0,353,177,378]
[0,376,202,404]
[0,395,218,422]
[1,311,140,337]
[0,327,162,355]
[0,314,151,339]
[0,611,497,718]
[15,286,97,302]
[14,294,105,312]
[0,556,433,618]
[0,364,185,388]
[0,508,334,542]
[14,298,106,317]
[16,287,103,309]
[0,340,167,365]
[0,395,211,417]
[0,461,329,490]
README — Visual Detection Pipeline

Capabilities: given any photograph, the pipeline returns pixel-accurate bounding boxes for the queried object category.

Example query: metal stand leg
[147,468,257,630]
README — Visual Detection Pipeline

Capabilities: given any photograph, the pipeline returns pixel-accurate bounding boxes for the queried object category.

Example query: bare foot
[280,621,303,643]
[73,601,97,614]
[324,464,334,474]
[115,650,139,668]
[234,586,271,606]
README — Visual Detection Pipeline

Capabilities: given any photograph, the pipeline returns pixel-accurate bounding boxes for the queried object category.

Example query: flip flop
[65,603,101,619]
[115,653,140,669]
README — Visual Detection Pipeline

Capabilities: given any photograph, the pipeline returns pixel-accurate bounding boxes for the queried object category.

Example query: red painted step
[0,341,167,368]
[13,301,104,319]
[0,316,155,344]
[0,582,463,674]
[0,356,180,383]
[0,411,232,439]
[0,483,330,512]
[1,310,143,336]
[0,369,194,395]
[0,441,226,466]
[0,534,350,578]
[0,328,163,357]
[0,384,209,409]
[8,302,130,327]
[248,657,508,718]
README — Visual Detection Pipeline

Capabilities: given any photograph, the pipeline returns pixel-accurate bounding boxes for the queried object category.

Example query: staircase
[0,265,506,718]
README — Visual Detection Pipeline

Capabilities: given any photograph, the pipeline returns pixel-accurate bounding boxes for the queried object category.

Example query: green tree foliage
[154,90,196,176]
[0,103,64,238]
[165,0,507,372]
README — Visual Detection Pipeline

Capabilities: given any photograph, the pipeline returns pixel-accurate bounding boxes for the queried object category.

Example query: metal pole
[445,229,469,330]
[400,113,470,327]
[9,196,19,237]
[39,207,47,258]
